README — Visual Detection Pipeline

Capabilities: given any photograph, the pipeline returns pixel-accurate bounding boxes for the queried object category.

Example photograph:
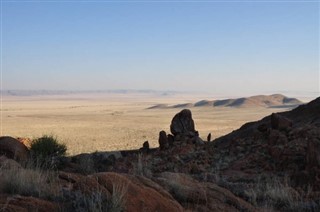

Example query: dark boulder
[159,131,169,150]
[170,109,196,137]
[271,113,293,131]
[140,141,150,153]
[168,134,174,146]
[207,133,211,142]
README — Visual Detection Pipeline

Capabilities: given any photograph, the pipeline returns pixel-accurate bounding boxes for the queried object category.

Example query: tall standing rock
[207,133,211,142]
[170,109,196,137]
[159,131,169,150]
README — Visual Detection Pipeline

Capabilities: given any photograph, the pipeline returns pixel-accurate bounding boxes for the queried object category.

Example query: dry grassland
[1,94,291,155]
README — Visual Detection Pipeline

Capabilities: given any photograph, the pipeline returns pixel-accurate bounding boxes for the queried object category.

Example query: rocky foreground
[0,97,319,211]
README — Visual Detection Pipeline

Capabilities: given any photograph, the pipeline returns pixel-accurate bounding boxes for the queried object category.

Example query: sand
[1,93,293,155]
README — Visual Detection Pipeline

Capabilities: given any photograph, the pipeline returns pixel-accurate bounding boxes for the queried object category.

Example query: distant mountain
[147,94,303,109]
[147,104,169,109]
[212,94,302,108]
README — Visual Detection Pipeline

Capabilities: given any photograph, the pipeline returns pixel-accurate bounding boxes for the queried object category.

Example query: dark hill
[212,94,302,108]
[147,94,303,109]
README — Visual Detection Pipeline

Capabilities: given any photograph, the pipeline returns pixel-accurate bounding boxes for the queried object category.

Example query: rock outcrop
[0,136,29,163]
[140,141,150,153]
[60,172,183,212]
[158,131,168,150]
[154,172,256,212]
[270,113,293,130]
[209,97,320,208]
[170,109,196,137]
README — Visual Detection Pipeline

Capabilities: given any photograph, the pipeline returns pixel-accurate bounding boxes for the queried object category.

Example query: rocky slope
[0,97,319,211]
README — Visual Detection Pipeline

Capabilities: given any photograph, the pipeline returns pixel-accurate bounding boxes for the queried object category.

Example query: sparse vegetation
[78,155,96,175]
[109,183,128,212]
[132,153,152,178]
[30,135,67,168]
[72,190,108,212]
[244,176,303,211]
[133,153,144,176]
[0,165,60,199]
[71,183,128,212]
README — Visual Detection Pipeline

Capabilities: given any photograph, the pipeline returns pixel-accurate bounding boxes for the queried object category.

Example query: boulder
[64,172,183,212]
[154,172,256,211]
[142,141,150,151]
[143,141,149,149]
[140,141,150,153]
[0,155,22,169]
[271,113,293,131]
[0,136,29,163]
[158,131,168,150]
[170,109,196,137]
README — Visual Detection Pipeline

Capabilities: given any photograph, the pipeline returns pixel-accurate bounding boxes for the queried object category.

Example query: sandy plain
[1,93,296,155]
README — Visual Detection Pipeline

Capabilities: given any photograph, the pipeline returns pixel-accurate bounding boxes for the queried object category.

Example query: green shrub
[30,135,67,167]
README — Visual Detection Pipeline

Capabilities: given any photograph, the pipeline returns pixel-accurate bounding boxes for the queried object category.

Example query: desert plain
[1,93,301,155]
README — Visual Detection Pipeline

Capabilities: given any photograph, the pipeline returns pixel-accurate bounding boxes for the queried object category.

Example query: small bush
[30,135,67,167]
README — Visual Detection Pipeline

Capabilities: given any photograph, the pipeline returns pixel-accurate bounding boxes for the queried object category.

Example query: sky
[1,0,319,97]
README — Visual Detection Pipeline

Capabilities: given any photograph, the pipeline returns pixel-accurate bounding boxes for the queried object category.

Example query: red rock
[154,172,257,212]
[64,172,183,212]
[16,137,32,149]
[0,136,29,163]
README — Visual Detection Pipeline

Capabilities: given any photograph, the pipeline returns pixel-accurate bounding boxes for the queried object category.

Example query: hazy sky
[1,1,319,96]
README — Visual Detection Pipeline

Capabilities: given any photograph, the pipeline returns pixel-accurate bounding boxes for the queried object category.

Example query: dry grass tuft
[244,176,304,211]
[71,182,128,212]
[132,154,152,178]
[0,165,61,199]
